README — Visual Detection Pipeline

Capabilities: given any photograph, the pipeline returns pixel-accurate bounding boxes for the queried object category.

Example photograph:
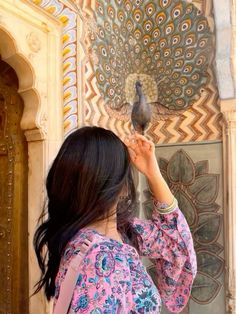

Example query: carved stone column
[221,99,236,314]
[232,0,236,90]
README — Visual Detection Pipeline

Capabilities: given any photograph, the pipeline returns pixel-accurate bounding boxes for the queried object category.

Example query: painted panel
[140,142,225,313]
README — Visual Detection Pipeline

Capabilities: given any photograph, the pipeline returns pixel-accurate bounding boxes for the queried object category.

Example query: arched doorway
[0,58,28,313]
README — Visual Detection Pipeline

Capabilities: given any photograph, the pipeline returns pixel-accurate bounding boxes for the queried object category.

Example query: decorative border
[30,0,78,134]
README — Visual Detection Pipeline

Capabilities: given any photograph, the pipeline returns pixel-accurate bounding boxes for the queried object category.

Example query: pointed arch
[0,26,42,136]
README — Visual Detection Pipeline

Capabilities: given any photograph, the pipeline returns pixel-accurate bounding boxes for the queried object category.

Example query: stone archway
[0,2,63,311]
[0,28,41,135]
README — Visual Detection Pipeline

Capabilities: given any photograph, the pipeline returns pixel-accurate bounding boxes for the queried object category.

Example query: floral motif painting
[143,148,224,312]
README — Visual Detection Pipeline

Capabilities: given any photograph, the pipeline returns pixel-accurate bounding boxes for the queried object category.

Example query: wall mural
[30,0,222,144]
[143,148,224,313]
[89,1,213,111]
[79,0,222,144]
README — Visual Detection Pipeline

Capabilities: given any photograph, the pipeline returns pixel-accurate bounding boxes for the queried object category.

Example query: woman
[34,126,197,313]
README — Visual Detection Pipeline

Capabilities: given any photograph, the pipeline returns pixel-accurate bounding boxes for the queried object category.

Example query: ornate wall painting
[141,143,225,314]
[30,0,222,144]
[79,0,222,144]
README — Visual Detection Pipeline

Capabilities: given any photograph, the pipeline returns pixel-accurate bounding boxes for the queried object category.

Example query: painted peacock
[85,0,213,121]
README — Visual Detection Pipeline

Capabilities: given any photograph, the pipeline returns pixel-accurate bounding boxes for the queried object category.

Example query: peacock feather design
[85,0,213,116]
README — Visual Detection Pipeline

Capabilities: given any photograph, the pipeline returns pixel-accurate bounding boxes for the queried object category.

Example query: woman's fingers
[124,133,154,155]
[133,134,153,152]
[123,137,138,162]
[124,136,141,154]
[134,133,154,146]
[127,147,137,162]
[137,134,155,153]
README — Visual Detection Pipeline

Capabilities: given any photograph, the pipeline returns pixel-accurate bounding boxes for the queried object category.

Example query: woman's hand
[123,133,160,180]
[124,132,174,205]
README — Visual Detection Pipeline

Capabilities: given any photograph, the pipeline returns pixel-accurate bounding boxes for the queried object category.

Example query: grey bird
[131,81,152,134]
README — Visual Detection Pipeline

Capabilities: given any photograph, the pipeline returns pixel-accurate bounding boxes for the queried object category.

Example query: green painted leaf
[167,150,195,185]
[197,243,224,255]
[143,199,153,220]
[134,202,140,217]
[193,213,222,245]
[143,188,152,199]
[195,160,209,176]
[147,265,159,287]
[196,202,221,213]
[188,174,219,205]
[191,271,221,304]
[159,157,168,172]
[175,190,197,227]
[196,250,224,278]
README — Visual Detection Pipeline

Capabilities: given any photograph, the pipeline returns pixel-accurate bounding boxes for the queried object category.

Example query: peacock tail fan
[86,0,214,117]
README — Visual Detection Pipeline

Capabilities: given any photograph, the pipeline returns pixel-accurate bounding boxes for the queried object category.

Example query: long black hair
[33,126,137,300]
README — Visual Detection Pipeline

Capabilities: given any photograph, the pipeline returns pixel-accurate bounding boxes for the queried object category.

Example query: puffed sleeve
[67,242,134,313]
[131,198,197,313]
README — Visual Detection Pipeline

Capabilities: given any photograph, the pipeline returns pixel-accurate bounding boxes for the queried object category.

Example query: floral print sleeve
[131,198,197,313]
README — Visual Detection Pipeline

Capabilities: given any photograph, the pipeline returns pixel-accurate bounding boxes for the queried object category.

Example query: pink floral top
[54,201,197,313]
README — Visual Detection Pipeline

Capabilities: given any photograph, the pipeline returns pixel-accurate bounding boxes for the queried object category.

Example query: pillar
[221,99,236,314]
